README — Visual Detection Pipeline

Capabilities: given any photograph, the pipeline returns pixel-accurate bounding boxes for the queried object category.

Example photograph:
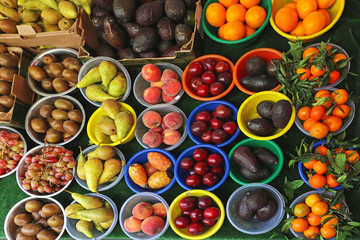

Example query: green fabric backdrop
[1,0,360,239]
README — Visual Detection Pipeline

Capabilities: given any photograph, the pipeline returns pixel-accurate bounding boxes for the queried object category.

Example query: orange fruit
[311,65,326,77]
[294,203,311,217]
[313,161,328,174]
[284,3,297,9]
[304,118,319,131]
[345,150,359,164]
[311,105,325,120]
[296,0,318,19]
[275,7,298,32]
[335,147,346,154]
[317,0,336,9]
[298,106,311,120]
[331,89,349,105]
[314,90,332,108]
[303,11,327,35]
[226,4,247,22]
[303,47,320,61]
[296,67,311,80]
[333,53,347,64]
[320,226,337,239]
[290,21,306,36]
[315,146,329,156]
[329,70,340,84]
[240,0,260,9]
[309,174,327,188]
[219,0,239,8]
[218,21,246,40]
[308,212,322,226]
[292,218,309,232]
[321,214,338,227]
[304,226,320,239]
[319,9,331,26]
[324,115,342,132]
[332,104,350,119]
[312,201,329,216]
[331,202,341,210]
[305,194,322,207]
[245,25,256,37]
[206,3,226,27]
[245,5,266,29]
[304,159,317,169]
[326,174,339,188]
[321,109,330,121]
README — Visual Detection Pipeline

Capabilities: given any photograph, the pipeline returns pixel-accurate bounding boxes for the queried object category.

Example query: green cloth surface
[1,0,360,239]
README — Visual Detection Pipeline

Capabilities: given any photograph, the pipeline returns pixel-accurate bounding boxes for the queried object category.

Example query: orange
[218,21,246,40]
[314,90,332,108]
[331,202,341,210]
[309,174,327,188]
[317,0,336,9]
[275,7,298,32]
[303,47,319,61]
[219,0,239,8]
[329,70,340,84]
[312,201,329,216]
[291,218,309,232]
[331,89,349,105]
[294,203,311,217]
[226,4,247,22]
[345,150,359,164]
[311,105,325,120]
[313,161,328,174]
[245,5,266,29]
[304,118,319,131]
[245,25,256,37]
[326,174,339,188]
[309,75,318,81]
[306,194,322,207]
[303,11,327,35]
[311,65,326,77]
[298,106,311,120]
[319,9,331,26]
[324,115,342,132]
[206,3,226,27]
[304,158,317,169]
[321,214,338,227]
[335,147,346,154]
[315,146,328,156]
[296,0,318,19]
[308,212,322,226]
[332,104,350,119]
[320,226,337,239]
[296,67,311,80]
[304,226,320,239]
[240,0,260,9]
[290,21,306,36]
[284,3,297,9]
[333,53,347,64]
[321,109,330,121]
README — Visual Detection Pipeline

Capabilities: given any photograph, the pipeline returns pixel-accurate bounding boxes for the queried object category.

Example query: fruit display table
[1,0,360,239]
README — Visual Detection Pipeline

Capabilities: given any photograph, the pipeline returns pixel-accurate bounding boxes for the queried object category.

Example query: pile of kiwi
[30,98,83,143]
[28,53,83,94]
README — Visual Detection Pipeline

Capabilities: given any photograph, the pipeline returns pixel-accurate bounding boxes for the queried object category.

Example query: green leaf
[282,217,294,232]
[327,150,342,173]
[336,174,347,183]
[335,153,347,172]
[284,177,304,201]
[337,130,346,141]
[336,231,347,240]
[284,207,294,216]
[348,222,360,227]
[287,40,303,60]
[288,159,297,168]
[341,226,354,231]
[270,232,285,239]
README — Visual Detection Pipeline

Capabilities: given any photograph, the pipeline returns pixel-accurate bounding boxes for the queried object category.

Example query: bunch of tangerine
[205,0,267,41]
[297,89,351,139]
[274,0,335,36]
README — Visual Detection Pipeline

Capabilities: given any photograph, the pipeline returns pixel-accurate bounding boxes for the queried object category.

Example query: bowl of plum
[182,54,235,101]
[186,100,240,147]
[169,189,225,239]
[175,144,230,192]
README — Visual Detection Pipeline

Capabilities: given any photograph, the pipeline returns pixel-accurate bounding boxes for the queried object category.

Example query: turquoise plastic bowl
[201,0,272,45]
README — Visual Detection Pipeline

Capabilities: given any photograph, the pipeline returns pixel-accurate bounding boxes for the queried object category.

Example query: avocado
[241,75,279,92]
[246,189,269,212]
[158,40,173,53]
[92,5,112,17]
[257,100,274,119]
[253,147,278,166]
[103,16,128,49]
[184,10,195,28]
[232,146,259,173]
[246,57,267,76]
[161,45,179,57]
[267,59,283,77]
[139,50,160,58]
[247,118,275,136]
[256,198,277,221]
[136,1,164,26]
[271,99,292,129]
[92,16,105,31]
[93,0,114,11]
[133,27,159,53]
[117,48,138,59]
[122,22,142,38]
[95,42,117,58]
[240,166,272,180]
[113,0,136,23]
[238,193,255,221]
[175,23,192,47]
[165,0,186,21]
[157,17,176,41]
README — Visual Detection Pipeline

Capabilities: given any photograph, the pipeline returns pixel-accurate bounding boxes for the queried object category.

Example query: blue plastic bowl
[175,144,230,191]
[125,148,176,194]
[186,100,240,147]
[298,140,343,191]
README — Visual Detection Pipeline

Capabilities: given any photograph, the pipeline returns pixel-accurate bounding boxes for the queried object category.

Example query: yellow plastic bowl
[87,102,137,146]
[169,190,225,240]
[270,0,345,42]
[237,91,295,140]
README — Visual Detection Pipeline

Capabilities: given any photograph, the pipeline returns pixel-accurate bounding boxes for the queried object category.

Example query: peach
[124,216,142,233]
[143,87,162,104]
[162,78,182,97]
[142,131,163,148]
[161,69,178,82]
[162,129,181,145]
[163,112,183,130]
[162,91,175,103]
[161,118,169,129]
[132,202,153,220]
[142,64,161,82]
[152,203,167,218]
[143,162,159,176]
[141,216,165,235]
[143,111,162,128]
[151,81,163,88]
[149,127,164,135]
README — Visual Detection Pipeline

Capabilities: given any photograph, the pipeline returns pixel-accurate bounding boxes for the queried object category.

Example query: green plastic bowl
[228,138,284,185]
[201,0,272,45]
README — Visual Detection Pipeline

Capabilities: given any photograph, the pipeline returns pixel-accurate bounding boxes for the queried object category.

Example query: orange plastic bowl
[234,48,283,95]
[182,54,235,101]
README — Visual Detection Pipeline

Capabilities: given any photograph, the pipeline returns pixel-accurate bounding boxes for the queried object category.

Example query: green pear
[107,72,127,98]
[99,115,117,136]
[93,221,104,232]
[115,111,134,142]
[65,203,84,217]
[84,158,103,192]
[99,218,113,229]
[66,191,104,209]
[101,99,122,119]
[87,145,116,160]
[69,207,114,223]
[77,67,102,88]
[58,0,77,19]
[99,159,122,184]
[85,84,117,102]
[94,124,108,143]
[76,220,93,238]
[77,148,86,180]
[99,60,117,89]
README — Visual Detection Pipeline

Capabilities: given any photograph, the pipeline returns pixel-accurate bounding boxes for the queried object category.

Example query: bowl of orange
[270,0,345,42]
[202,0,272,45]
